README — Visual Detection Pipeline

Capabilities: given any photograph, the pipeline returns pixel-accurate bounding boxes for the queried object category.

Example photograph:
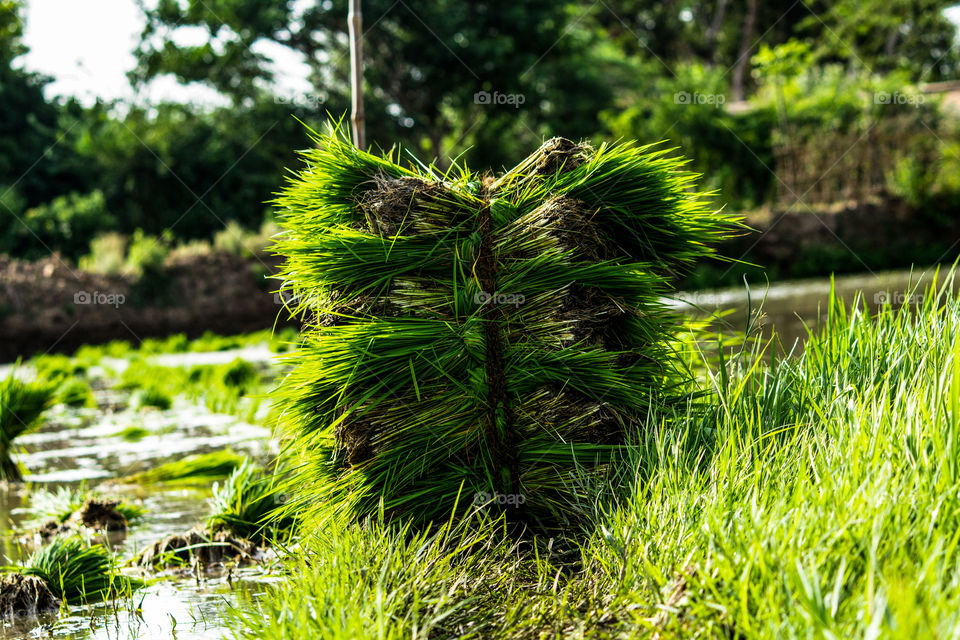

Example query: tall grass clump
[29,486,145,527]
[270,125,739,528]
[23,538,118,603]
[0,373,54,481]
[207,461,294,542]
[122,449,248,485]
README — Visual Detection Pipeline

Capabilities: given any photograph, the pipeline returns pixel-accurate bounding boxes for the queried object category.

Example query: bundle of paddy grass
[0,373,54,482]
[273,125,739,527]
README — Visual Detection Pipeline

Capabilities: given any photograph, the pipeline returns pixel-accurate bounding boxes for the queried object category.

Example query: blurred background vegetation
[2,0,960,284]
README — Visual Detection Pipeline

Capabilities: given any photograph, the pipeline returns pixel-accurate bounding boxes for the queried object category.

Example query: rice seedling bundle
[0,373,53,481]
[274,126,738,527]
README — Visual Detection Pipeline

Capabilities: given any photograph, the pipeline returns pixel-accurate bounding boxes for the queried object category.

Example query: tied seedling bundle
[273,126,738,527]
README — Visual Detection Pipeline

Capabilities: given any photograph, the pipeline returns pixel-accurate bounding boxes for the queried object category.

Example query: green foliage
[23,537,117,603]
[0,373,53,481]
[66,100,300,239]
[78,233,127,274]
[603,62,778,208]
[799,0,960,80]
[54,378,95,408]
[125,229,171,276]
[213,219,279,257]
[13,191,115,260]
[207,461,293,542]
[32,353,86,383]
[129,386,172,411]
[119,358,264,420]
[219,359,258,391]
[228,514,523,639]
[0,2,89,245]
[113,425,150,442]
[132,1,621,168]
[122,449,249,485]
[272,125,738,527]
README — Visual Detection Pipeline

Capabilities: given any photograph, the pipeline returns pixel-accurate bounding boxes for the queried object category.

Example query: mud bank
[0,251,297,362]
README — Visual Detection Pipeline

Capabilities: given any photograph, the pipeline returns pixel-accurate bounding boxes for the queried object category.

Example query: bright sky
[18,0,311,106]
[16,1,960,106]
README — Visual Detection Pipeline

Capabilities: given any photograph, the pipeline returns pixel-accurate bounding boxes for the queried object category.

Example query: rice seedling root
[0,573,59,619]
[137,526,260,569]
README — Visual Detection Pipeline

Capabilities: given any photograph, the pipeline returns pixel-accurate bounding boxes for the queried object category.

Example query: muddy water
[670,267,958,352]
[0,360,279,639]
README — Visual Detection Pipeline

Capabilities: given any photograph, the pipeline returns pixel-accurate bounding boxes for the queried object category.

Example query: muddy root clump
[69,499,129,531]
[0,574,59,619]
[358,175,462,236]
[138,527,259,568]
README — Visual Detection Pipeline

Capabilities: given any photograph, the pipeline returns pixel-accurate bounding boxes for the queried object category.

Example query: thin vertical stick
[348,0,365,149]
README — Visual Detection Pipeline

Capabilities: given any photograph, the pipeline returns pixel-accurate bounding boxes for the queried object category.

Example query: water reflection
[670,268,958,353]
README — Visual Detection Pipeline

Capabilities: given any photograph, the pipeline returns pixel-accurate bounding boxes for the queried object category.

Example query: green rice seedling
[29,486,145,527]
[0,373,54,481]
[31,354,86,383]
[54,378,95,408]
[207,460,294,542]
[121,449,249,485]
[23,537,117,603]
[270,124,739,528]
[113,425,150,441]
[228,511,528,640]
[119,359,266,421]
[129,386,172,411]
[219,359,259,391]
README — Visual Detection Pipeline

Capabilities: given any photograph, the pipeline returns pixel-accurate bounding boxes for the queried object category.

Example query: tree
[800,0,960,79]
[132,0,622,169]
[0,1,83,209]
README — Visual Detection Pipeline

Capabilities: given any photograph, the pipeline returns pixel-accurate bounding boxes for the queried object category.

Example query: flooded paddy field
[0,335,289,639]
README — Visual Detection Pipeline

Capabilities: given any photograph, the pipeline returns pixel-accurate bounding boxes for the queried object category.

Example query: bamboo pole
[348,0,365,149]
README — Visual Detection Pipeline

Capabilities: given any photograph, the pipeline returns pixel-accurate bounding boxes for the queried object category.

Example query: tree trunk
[348,0,365,149]
[731,0,758,102]
[706,0,728,62]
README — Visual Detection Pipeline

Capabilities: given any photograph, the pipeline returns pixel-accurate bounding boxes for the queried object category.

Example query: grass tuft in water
[0,373,54,481]
[29,486,145,527]
[207,460,295,543]
[122,449,249,485]
[23,538,122,603]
